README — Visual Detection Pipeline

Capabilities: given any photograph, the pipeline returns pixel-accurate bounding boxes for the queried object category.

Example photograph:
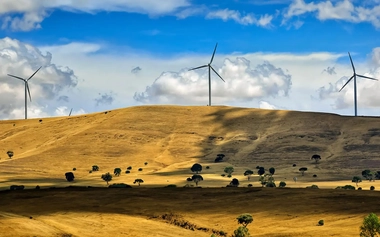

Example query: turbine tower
[339,52,378,116]
[189,43,225,106]
[7,66,42,119]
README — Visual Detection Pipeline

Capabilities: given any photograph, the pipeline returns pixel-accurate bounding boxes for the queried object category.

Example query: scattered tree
[65,172,75,182]
[258,167,265,176]
[92,165,99,171]
[362,170,374,181]
[269,167,275,176]
[244,170,254,180]
[352,176,362,187]
[224,166,234,176]
[215,154,225,163]
[133,179,144,186]
[7,151,13,159]
[236,213,253,227]
[230,178,240,187]
[191,174,203,186]
[360,213,380,237]
[318,220,324,226]
[279,181,287,188]
[191,163,202,174]
[114,168,121,176]
[311,154,321,163]
[375,171,380,180]
[299,167,308,176]
[101,172,112,185]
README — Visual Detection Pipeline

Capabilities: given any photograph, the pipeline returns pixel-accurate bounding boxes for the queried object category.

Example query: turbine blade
[69,108,73,116]
[210,66,225,82]
[188,65,208,71]
[356,74,379,81]
[7,74,25,81]
[339,75,354,92]
[26,82,32,101]
[348,52,355,73]
[210,43,218,64]
[28,66,42,81]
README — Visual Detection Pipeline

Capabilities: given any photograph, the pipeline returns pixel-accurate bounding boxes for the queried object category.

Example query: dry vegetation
[1,105,380,236]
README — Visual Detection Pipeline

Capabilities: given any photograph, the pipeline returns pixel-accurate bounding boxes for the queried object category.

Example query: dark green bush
[370,186,375,191]
[318,220,324,226]
[125,170,130,174]
[108,183,132,188]
[279,181,286,188]
[138,168,143,171]
[73,168,76,171]
[165,184,177,188]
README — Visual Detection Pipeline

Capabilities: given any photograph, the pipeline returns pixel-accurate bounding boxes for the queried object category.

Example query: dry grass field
[1,105,380,236]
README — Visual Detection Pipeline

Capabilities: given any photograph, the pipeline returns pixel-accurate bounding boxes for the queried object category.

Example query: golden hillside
[0,105,379,189]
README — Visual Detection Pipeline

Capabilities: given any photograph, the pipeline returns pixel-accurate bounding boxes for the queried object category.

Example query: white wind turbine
[7,66,42,119]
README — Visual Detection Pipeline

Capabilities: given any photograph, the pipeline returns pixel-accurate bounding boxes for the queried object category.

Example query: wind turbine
[7,66,42,119]
[189,43,225,106]
[339,53,378,116]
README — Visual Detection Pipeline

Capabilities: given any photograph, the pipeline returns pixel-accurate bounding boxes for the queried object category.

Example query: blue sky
[0,0,380,119]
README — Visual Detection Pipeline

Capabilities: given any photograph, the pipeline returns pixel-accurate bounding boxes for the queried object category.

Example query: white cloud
[0,37,79,119]
[206,9,274,27]
[134,57,291,104]
[0,0,190,31]
[284,0,380,28]
[259,101,277,109]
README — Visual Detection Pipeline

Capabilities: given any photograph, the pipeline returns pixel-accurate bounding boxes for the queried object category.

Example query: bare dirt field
[0,105,379,236]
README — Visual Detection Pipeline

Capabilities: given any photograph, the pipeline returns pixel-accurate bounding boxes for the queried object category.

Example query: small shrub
[293,164,296,167]
[138,168,143,171]
[144,162,148,166]
[227,174,232,178]
[39,119,42,123]
[313,174,317,177]
[318,220,324,226]
[127,166,132,170]
[206,166,210,169]
[256,166,260,169]
[92,165,99,171]
[247,184,253,187]
[266,182,276,188]
[89,170,92,173]
[73,168,76,171]
[35,185,40,190]
[306,184,319,189]
[7,150,14,159]
[186,177,192,181]
[125,170,131,174]
[358,187,362,190]
[221,174,226,177]
[279,181,286,188]
[232,226,249,237]
[109,183,132,188]
[165,184,177,188]
[370,186,375,191]
[65,172,75,182]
